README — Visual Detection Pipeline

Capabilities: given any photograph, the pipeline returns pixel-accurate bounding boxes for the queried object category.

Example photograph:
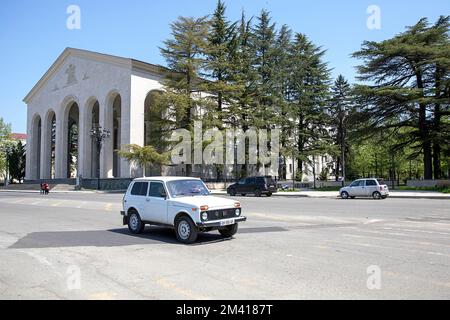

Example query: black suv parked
[227,176,277,197]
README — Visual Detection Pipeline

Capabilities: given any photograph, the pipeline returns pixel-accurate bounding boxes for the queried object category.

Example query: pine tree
[272,24,293,179]
[284,33,333,181]
[251,10,278,129]
[352,16,450,180]
[203,0,238,127]
[158,16,209,176]
[329,75,353,181]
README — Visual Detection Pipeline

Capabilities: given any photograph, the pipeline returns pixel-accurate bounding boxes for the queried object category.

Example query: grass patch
[396,186,450,193]
[277,188,301,192]
[312,186,342,192]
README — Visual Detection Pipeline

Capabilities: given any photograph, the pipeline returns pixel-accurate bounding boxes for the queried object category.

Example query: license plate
[220,219,235,226]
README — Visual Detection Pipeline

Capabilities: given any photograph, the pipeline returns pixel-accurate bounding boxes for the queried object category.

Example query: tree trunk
[416,72,433,180]
[335,156,340,182]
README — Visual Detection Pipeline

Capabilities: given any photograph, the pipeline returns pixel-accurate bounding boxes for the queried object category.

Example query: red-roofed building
[10,133,27,145]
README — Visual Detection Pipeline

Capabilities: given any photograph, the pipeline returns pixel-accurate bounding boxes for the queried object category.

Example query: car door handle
[146,198,150,202]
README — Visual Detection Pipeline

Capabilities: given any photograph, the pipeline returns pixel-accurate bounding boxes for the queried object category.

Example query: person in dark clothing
[44,183,50,195]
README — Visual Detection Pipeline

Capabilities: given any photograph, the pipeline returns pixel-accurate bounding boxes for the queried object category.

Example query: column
[78,106,91,178]
[99,100,113,178]
[40,114,52,179]
[25,114,33,180]
[54,113,65,179]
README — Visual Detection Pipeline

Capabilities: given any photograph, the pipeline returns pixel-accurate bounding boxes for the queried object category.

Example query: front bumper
[196,216,247,228]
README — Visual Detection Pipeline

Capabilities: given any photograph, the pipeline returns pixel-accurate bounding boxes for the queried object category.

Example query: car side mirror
[160,191,167,199]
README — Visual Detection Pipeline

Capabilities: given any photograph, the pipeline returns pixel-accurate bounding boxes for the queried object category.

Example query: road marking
[156,277,209,300]
[104,203,113,211]
[89,292,118,300]
[51,201,65,207]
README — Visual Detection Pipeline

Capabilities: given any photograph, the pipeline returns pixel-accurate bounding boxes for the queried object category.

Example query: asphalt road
[0,191,449,299]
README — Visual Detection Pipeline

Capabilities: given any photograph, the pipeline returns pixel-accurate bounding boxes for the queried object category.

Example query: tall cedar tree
[329,75,353,181]
[273,25,293,179]
[158,16,209,176]
[251,10,278,129]
[353,16,450,180]
[203,0,238,128]
[285,33,333,180]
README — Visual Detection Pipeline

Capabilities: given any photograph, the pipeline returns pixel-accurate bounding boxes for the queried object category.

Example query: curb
[210,192,450,200]
[1,189,448,200]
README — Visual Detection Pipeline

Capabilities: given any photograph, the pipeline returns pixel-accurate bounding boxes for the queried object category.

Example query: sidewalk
[210,189,450,200]
[1,188,449,199]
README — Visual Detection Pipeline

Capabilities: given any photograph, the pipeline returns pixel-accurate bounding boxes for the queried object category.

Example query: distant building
[10,133,27,145]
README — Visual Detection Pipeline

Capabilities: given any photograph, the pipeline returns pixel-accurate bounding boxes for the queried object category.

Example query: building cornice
[23,48,170,104]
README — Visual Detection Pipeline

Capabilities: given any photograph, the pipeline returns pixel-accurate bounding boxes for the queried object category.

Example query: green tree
[158,16,210,176]
[352,16,450,180]
[118,144,170,177]
[329,75,353,181]
[8,140,26,183]
[284,33,334,181]
[0,118,12,182]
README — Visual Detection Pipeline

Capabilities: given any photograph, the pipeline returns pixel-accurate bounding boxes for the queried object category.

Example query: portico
[24,48,168,180]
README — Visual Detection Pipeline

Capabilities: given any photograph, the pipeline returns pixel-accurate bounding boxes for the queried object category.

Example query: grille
[206,208,236,221]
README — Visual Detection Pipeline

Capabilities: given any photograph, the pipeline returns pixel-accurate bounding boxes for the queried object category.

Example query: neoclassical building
[24,47,333,184]
[24,48,173,181]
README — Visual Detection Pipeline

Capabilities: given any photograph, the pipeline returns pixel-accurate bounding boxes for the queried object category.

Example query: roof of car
[132,176,202,182]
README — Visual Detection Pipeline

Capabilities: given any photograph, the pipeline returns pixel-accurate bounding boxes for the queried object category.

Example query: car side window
[149,182,166,198]
[256,177,265,184]
[130,182,141,195]
[246,178,256,184]
[130,182,148,196]
[366,180,377,186]
[238,179,246,185]
[350,180,362,187]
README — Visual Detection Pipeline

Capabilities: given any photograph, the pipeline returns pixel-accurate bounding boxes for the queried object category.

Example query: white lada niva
[121,177,246,244]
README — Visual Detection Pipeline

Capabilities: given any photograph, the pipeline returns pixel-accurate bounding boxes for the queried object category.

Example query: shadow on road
[8,226,232,249]
[8,224,294,249]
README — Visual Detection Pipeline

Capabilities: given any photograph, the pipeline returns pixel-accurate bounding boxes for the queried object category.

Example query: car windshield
[166,180,210,198]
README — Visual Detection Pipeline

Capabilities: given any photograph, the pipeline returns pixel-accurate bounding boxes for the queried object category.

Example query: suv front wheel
[219,223,238,238]
[175,216,198,244]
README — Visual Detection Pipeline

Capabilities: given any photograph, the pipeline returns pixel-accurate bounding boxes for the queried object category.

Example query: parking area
[0,191,449,299]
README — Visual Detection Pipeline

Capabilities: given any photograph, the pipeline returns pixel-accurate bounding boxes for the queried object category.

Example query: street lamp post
[340,107,349,187]
[90,125,110,190]
[230,116,238,183]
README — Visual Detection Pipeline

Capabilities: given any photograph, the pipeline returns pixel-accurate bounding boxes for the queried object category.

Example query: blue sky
[0,0,449,133]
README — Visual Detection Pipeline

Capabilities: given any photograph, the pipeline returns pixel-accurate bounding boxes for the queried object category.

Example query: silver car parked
[339,178,389,200]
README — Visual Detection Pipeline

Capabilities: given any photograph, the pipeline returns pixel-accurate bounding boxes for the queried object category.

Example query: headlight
[201,212,208,221]
[235,209,241,216]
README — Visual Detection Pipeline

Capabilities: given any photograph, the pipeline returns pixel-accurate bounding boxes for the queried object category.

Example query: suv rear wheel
[175,216,198,244]
[219,224,238,238]
[128,210,145,234]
